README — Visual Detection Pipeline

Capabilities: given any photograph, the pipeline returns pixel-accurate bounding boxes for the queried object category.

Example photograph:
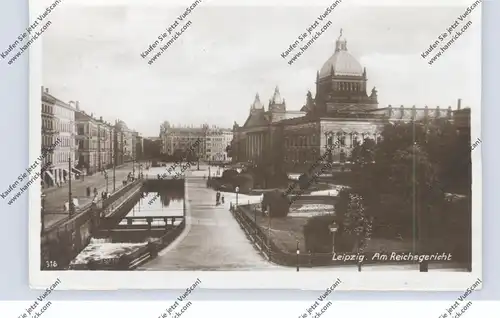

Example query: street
[42,162,137,229]
[139,170,279,271]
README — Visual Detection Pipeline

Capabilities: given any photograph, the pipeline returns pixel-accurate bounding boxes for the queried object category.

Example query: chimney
[45,88,49,93]
[75,101,80,111]
[100,116,103,121]
[41,86,44,94]
[457,98,462,110]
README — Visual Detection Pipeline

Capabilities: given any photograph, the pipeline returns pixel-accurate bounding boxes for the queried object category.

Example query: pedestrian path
[43,163,135,229]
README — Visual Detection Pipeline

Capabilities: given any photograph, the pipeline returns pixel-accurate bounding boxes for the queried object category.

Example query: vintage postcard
[26,0,481,290]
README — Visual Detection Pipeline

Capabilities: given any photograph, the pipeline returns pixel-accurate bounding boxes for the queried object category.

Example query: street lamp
[329,222,339,254]
[235,186,240,206]
[132,157,136,179]
[104,170,109,193]
[296,241,300,272]
[68,156,74,217]
[41,193,46,234]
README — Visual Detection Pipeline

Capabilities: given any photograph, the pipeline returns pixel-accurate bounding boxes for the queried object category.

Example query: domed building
[232,29,456,171]
[309,30,378,115]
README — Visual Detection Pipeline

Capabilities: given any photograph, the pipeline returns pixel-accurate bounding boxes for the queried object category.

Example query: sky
[42,3,481,137]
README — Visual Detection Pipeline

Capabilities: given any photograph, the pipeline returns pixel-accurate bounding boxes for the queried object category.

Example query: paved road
[43,163,136,229]
[140,173,278,271]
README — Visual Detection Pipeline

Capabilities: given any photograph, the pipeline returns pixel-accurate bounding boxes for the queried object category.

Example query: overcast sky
[42,4,481,137]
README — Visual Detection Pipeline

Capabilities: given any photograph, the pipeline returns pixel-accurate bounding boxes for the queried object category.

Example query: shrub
[298,173,309,190]
[262,190,290,218]
[268,170,289,188]
[222,169,239,181]
[303,214,336,253]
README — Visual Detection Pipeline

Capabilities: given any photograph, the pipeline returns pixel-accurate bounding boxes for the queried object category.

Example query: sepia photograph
[28,0,481,290]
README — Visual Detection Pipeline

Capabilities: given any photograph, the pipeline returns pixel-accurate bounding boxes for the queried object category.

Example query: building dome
[319,30,363,78]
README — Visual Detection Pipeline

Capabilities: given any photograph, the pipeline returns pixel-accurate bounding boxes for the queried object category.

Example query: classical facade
[206,127,232,162]
[232,30,456,171]
[75,109,99,174]
[41,87,57,187]
[97,116,115,170]
[159,122,234,160]
[40,88,78,186]
[114,120,136,164]
[160,122,208,158]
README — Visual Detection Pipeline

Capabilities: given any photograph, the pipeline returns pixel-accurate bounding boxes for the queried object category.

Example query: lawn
[242,207,310,253]
[242,206,417,255]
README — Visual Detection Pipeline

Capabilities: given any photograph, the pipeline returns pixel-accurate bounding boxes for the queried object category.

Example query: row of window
[333,81,364,92]
[42,103,54,115]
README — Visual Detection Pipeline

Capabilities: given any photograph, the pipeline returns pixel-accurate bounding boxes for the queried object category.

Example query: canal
[69,180,185,269]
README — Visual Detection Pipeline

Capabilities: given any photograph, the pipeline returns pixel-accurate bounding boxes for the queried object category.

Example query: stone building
[159,122,208,158]
[232,30,456,171]
[205,127,232,162]
[96,116,115,170]
[75,109,99,174]
[41,87,57,187]
[40,87,78,187]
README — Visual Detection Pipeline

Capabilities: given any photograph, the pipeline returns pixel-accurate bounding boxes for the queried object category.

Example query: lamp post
[41,193,46,234]
[329,222,338,254]
[235,186,239,207]
[113,153,116,192]
[104,171,109,193]
[68,156,74,217]
[296,241,300,272]
[132,157,136,179]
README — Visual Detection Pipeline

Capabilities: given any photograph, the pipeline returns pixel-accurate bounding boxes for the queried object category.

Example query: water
[118,190,184,224]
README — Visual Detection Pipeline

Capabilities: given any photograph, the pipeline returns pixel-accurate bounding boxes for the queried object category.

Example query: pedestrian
[86,186,91,197]
[221,195,225,204]
[94,187,98,196]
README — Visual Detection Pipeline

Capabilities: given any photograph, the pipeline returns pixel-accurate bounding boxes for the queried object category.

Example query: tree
[335,189,372,254]
[222,169,239,181]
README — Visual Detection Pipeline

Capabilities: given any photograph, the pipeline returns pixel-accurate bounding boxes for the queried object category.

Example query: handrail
[44,179,143,234]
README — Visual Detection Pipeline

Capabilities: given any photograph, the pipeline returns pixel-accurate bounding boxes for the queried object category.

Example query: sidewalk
[43,163,136,229]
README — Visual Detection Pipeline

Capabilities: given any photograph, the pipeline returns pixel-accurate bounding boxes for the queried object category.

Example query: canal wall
[64,178,187,270]
[40,179,143,270]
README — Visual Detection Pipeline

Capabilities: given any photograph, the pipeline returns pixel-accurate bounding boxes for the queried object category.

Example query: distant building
[115,120,134,163]
[206,127,232,162]
[75,108,99,174]
[159,122,233,161]
[96,116,115,170]
[159,122,208,159]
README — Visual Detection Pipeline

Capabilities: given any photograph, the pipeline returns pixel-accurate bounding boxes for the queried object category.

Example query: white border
[29,0,482,290]
[0,301,495,318]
